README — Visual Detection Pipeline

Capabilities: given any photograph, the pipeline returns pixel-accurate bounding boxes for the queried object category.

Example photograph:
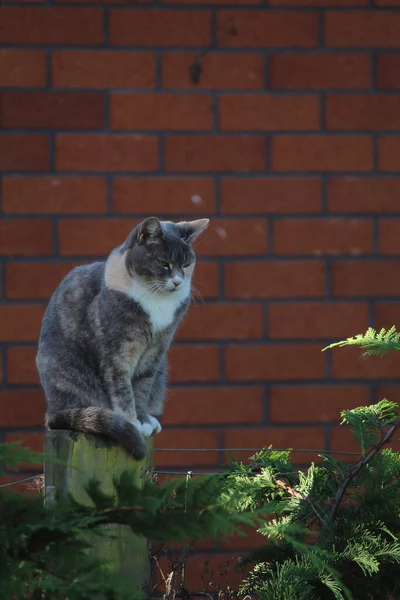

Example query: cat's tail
[46,408,147,460]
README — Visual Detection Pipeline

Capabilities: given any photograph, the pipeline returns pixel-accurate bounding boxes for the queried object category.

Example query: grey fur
[36,217,209,459]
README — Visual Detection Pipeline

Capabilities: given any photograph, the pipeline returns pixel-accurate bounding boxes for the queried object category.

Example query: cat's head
[122,217,209,294]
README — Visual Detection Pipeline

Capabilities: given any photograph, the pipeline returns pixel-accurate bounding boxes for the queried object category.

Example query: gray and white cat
[36,217,209,460]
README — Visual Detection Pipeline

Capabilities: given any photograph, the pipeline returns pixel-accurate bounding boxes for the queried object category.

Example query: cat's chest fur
[130,278,189,332]
[104,250,189,333]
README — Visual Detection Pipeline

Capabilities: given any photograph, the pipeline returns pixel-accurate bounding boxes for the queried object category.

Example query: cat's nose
[172,276,182,288]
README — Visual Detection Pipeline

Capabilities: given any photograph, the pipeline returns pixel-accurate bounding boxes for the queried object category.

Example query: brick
[272,135,372,173]
[154,430,218,467]
[169,345,219,383]
[377,54,400,89]
[113,177,215,215]
[376,385,400,404]
[190,261,219,298]
[58,219,136,256]
[7,347,39,385]
[331,346,400,380]
[6,261,81,300]
[327,177,400,213]
[58,218,266,256]
[220,528,268,552]
[374,302,400,331]
[379,220,400,254]
[110,9,210,46]
[269,302,369,339]
[0,50,46,87]
[325,11,400,48]
[225,261,325,299]
[0,134,49,172]
[194,218,267,256]
[111,93,212,131]
[6,433,44,470]
[165,135,266,172]
[221,177,321,214]
[330,427,362,456]
[53,0,152,5]
[378,136,400,171]
[0,390,44,427]
[0,219,52,256]
[274,218,373,256]
[331,421,400,455]
[56,134,158,172]
[326,94,400,131]
[222,427,325,464]
[0,7,103,45]
[52,50,155,89]
[177,303,263,340]
[332,261,400,297]
[269,0,367,5]
[217,11,318,48]
[163,387,263,426]
[163,0,260,4]
[270,385,370,423]
[0,305,45,342]
[225,344,326,381]
[162,51,264,90]
[2,177,107,215]
[1,92,104,130]
[219,94,320,131]
[270,53,370,90]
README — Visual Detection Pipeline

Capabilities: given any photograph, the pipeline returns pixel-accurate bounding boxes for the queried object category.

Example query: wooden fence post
[44,430,153,593]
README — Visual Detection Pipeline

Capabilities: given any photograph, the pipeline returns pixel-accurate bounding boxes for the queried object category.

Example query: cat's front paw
[130,418,144,433]
[148,415,162,435]
[141,422,154,437]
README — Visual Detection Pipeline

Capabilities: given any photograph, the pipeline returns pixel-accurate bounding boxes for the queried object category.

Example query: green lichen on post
[44,430,153,592]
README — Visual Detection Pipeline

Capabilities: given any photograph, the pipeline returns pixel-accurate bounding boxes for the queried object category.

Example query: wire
[0,474,43,488]
[0,444,372,488]
[154,448,362,456]
[152,470,300,476]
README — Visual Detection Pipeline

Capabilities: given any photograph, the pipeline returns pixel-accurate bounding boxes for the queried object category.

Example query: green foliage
[221,400,400,600]
[322,326,400,356]
[0,444,260,600]
[0,440,43,474]
[341,399,398,454]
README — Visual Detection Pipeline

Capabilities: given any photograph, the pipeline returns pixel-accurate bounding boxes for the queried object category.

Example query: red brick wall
[2,0,400,573]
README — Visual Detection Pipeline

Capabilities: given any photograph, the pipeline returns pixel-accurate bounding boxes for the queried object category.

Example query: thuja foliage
[217,327,400,600]
[0,443,258,600]
[323,326,400,356]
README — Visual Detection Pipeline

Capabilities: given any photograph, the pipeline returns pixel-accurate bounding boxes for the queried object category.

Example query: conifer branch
[276,479,326,526]
[329,418,400,521]
[323,326,400,357]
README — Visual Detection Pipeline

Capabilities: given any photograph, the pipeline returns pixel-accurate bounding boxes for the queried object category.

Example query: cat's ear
[178,219,210,243]
[137,217,164,244]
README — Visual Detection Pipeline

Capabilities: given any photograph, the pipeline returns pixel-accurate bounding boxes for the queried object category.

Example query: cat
[36,216,209,460]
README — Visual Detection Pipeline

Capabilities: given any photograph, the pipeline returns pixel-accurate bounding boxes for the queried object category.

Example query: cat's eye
[159,260,169,268]
[183,262,191,268]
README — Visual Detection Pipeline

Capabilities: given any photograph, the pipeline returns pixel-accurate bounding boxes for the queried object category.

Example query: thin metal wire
[0,474,43,488]
[153,470,300,476]
[0,444,377,488]
[154,448,363,456]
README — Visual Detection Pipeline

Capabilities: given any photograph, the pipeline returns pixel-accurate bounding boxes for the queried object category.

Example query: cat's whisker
[190,282,205,305]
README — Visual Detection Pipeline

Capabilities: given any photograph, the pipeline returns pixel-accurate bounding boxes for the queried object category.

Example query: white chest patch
[104,250,190,332]
[130,279,190,332]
